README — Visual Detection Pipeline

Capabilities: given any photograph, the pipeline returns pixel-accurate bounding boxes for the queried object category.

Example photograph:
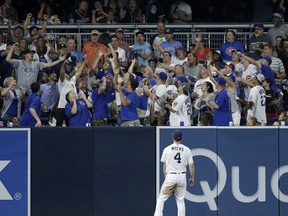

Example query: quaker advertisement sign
[157,127,288,216]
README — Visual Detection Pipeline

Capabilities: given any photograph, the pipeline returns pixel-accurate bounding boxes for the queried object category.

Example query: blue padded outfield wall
[0,127,287,216]
[157,127,288,216]
[0,129,30,216]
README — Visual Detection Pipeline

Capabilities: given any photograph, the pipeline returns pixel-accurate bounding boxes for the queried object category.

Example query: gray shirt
[268,24,288,46]
[13,60,44,94]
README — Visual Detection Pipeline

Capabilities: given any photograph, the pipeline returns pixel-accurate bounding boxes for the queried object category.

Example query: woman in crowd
[1,77,26,125]
[193,35,212,64]
[92,0,114,23]
[197,81,215,126]
[65,90,93,126]
[119,0,142,23]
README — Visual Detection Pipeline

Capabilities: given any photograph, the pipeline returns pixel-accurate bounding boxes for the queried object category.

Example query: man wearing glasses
[248,23,271,60]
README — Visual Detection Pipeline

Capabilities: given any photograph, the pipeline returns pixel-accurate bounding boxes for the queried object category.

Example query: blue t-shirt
[132,42,152,67]
[96,68,114,80]
[92,88,110,118]
[19,93,41,127]
[160,40,183,56]
[220,40,245,61]
[120,89,139,120]
[213,89,232,126]
[261,64,277,90]
[65,99,91,126]
[137,95,148,110]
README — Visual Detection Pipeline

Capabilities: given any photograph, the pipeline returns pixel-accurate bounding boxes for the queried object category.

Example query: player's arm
[163,162,167,178]
[189,163,195,186]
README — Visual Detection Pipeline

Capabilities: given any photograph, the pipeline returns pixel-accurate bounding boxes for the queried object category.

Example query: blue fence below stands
[0,127,287,216]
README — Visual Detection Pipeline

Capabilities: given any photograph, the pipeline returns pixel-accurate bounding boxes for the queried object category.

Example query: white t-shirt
[247,85,267,124]
[161,143,194,173]
[145,84,167,117]
[193,77,215,109]
[169,94,192,126]
[241,64,257,100]
[57,76,77,108]
[116,47,127,63]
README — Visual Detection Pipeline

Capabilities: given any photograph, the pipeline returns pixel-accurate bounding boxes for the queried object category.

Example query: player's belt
[170,172,186,174]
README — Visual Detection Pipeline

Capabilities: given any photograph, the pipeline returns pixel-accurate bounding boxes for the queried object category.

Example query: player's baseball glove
[163,183,178,195]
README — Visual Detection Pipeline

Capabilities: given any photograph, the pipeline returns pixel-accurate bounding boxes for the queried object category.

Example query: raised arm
[43,55,66,68]
[6,43,17,64]
[23,13,32,36]
[238,52,261,69]
[91,50,104,72]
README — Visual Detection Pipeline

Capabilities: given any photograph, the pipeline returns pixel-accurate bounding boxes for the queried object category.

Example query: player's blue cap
[173,130,182,141]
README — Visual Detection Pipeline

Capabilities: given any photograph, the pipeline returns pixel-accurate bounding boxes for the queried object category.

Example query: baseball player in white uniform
[154,130,195,216]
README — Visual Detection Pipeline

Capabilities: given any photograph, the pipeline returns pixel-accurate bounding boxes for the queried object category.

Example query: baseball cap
[213,50,221,55]
[116,28,124,33]
[30,25,39,31]
[173,130,182,141]
[20,49,35,56]
[158,72,167,82]
[136,29,145,36]
[254,23,264,29]
[176,47,187,52]
[14,25,24,31]
[199,64,208,69]
[272,13,282,19]
[215,77,226,86]
[176,75,188,83]
[225,61,235,71]
[227,73,236,82]
[148,58,157,64]
[68,56,77,66]
[256,73,265,83]
[165,28,173,34]
[91,30,100,35]
[57,43,67,49]
[261,55,272,65]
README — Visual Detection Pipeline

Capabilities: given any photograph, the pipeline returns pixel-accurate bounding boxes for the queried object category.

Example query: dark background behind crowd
[4,0,287,24]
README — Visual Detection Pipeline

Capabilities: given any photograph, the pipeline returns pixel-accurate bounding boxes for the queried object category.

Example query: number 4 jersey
[161,143,194,173]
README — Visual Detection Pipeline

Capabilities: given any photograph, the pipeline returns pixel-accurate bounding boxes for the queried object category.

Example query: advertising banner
[279,127,288,216]
[0,129,30,216]
[157,127,287,216]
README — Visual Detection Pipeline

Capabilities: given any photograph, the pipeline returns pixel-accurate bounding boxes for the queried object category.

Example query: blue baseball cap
[254,23,264,29]
[136,29,145,36]
[261,55,272,65]
[158,72,167,82]
[165,28,174,34]
[227,73,236,82]
[272,13,282,19]
[173,130,182,141]
[215,77,226,86]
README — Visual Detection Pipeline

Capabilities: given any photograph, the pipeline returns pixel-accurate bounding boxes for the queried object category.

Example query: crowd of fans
[1,1,288,127]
